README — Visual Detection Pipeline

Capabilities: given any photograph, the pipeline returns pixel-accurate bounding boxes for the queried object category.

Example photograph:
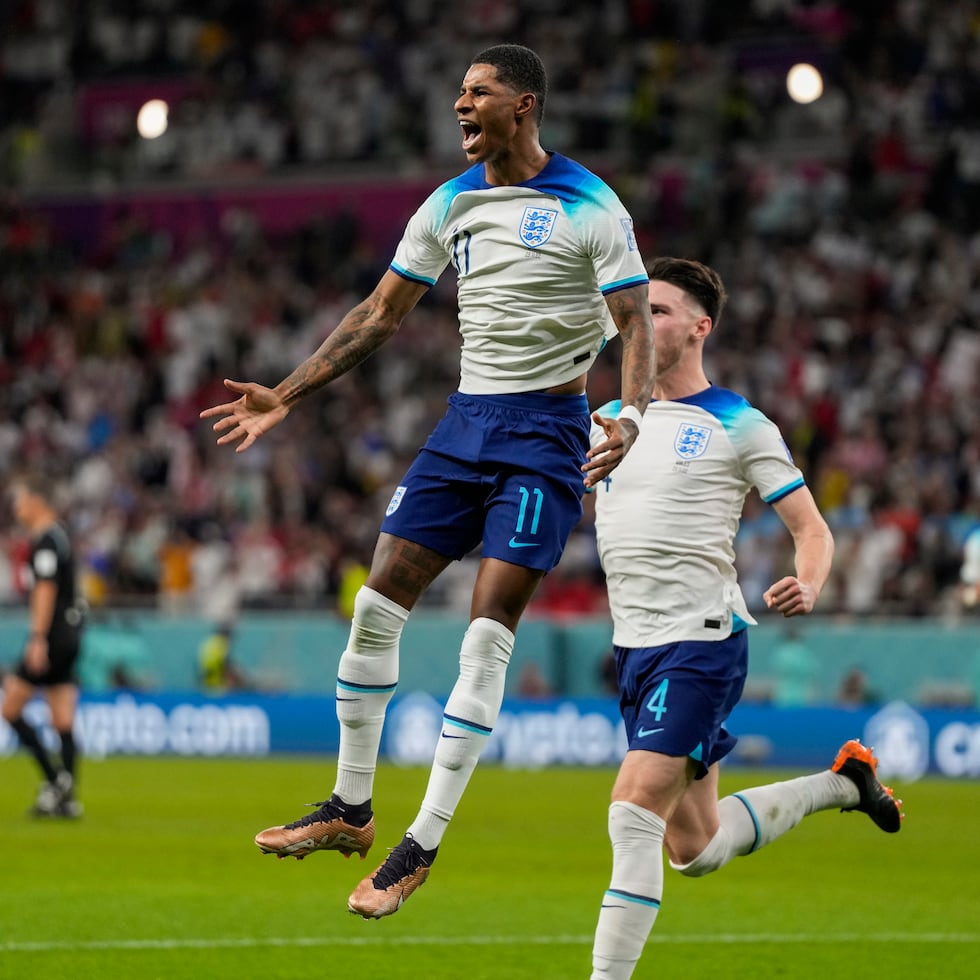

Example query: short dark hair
[8,471,51,501]
[471,44,547,122]
[646,256,728,327]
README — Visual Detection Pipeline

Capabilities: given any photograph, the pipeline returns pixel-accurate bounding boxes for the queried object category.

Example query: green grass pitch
[1,754,977,979]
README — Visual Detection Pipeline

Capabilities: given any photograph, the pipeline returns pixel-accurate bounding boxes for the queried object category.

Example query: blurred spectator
[233,517,286,609]
[336,552,370,621]
[771,624,820,707]
[157,523,195,614]
[78,614,154,692]
[837,666,880,707]
[188,521,240,622]
[197,622,254,694]
[516,662,553,699]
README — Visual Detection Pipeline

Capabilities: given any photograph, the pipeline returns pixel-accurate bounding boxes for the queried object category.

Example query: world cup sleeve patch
[620,217,638,250]
[33,548,58,578]
[519,206,558,247]
[674,423,712,459]
[386,485,407,516]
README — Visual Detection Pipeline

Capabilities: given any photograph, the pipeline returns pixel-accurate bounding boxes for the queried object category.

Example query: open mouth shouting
[460,119,482,154]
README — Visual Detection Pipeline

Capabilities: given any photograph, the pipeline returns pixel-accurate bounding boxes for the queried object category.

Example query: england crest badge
[386,485,407,516]
[674,423,712,459]
[519,206,557,248]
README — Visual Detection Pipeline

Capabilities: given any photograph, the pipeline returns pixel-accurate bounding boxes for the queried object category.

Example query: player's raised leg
[670,738,902,878]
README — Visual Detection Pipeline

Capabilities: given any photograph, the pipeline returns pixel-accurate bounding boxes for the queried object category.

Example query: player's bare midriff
[540,372,587,396]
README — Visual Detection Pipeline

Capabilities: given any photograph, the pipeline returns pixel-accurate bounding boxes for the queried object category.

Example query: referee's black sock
[10,717,60,783]
[58,729,77,781]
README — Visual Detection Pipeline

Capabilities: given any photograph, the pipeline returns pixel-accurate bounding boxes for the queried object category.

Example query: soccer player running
[588,258,903,979]
[201,44,655,919]
[2,474,85,818]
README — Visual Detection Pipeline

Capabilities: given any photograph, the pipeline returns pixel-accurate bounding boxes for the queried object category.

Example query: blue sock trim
[443,712,493,736]
[733,791,762,853]
[337,679,398,694]
[604,888,661,910]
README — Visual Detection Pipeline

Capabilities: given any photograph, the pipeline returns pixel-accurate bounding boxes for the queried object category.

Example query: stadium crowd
[0,0,978,621]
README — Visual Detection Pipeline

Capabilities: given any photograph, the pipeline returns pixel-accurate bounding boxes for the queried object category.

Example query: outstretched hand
[199,379,290,452]
[582,412,640,489]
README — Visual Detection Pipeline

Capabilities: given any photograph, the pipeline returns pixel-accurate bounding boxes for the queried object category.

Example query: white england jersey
[591,388,806,647]
[390,153,647,395]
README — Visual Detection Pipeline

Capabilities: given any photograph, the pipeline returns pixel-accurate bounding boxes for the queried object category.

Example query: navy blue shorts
[381,390,590,572]
[614,629,748,778]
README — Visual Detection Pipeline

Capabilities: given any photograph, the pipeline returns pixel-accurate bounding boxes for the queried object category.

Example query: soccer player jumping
[201,44,655,919]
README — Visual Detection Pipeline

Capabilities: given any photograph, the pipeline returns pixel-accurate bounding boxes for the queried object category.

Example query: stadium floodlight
[137,99,169,139]
[786,63,823,104]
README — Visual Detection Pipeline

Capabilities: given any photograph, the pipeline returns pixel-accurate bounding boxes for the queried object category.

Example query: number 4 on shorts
[645,678,669,721]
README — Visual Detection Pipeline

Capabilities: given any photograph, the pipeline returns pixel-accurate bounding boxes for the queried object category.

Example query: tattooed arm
[201,271,428,452]
[582,282,656,488]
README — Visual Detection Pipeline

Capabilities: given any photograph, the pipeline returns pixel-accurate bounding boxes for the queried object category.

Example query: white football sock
[591,801,666,980]
[332,586,408,805]
[406,617,514,851]
[672,770,858,875]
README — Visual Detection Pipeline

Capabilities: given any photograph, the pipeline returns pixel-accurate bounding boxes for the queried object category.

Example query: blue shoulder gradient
[388,169,487,285]
[423,153,620,215]
[423,163,500,222]
[405,153,623,224]
[391,156,648,292]
[529,155,647,295]
[526,153,607,203]
[680,385,751,423]
[684,387,804,503]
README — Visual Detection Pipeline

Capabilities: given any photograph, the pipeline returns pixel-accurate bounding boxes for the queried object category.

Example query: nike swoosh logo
[601,904,626,909]
[508,537,540,549]
[637,727,664,737]
[336,697,360,702]
[440,732,467,739]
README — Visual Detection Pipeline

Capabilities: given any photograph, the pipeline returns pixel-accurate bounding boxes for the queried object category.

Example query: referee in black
[2,474,85,818]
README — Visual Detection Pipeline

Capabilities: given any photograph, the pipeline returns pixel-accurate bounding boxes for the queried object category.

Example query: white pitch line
[1,933,978,953]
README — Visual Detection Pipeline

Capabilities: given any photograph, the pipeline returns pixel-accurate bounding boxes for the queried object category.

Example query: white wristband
[618,404,644,430]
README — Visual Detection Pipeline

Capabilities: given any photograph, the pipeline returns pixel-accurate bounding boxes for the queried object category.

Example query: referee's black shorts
[13,624,81,687]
